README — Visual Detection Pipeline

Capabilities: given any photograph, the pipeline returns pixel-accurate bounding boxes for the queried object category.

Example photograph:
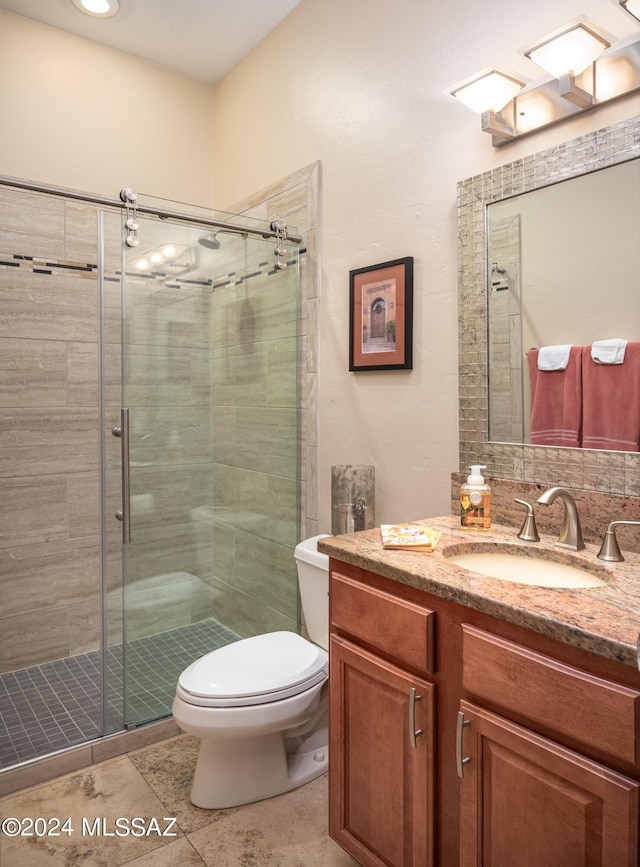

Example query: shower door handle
[112,408,132,544]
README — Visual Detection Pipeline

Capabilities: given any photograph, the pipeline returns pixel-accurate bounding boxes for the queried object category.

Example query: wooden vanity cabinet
[328,558,640,867]
[458,625,640,867]
[330,635,436,866]
[458,700,639,867]
[329,568,437,867]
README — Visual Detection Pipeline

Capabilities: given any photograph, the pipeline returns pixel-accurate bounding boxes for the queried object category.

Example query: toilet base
[190,726,328,809]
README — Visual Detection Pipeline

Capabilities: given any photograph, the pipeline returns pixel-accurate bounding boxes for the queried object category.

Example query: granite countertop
[318,516,640,669]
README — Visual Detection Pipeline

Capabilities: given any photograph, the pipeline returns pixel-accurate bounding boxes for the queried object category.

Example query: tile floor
[0,619,239,769]
[0,733,358,866]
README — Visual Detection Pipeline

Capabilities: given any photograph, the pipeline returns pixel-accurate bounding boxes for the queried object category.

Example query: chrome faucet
[536,487,585,551]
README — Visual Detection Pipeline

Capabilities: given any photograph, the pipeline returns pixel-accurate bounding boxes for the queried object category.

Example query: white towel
[591,338,627,365]
[537,344,572,371]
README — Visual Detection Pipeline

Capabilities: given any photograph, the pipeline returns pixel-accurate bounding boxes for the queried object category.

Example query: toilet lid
[177,631,328,707]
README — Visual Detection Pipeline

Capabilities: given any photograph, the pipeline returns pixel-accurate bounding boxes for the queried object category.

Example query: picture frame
[349,256,413,371]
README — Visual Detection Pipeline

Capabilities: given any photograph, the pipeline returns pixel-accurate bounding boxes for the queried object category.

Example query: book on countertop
[380,523,442,552]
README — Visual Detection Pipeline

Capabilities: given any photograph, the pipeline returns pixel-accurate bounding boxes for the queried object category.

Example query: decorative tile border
[0,253,97,277]
[0,254,297,289]
[458,117,640,495]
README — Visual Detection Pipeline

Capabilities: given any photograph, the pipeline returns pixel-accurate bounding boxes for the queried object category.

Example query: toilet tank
[294,534,330,651]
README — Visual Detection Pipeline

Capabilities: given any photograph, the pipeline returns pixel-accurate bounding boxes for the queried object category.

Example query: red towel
[527,346,583,447]
[581,341,640,452]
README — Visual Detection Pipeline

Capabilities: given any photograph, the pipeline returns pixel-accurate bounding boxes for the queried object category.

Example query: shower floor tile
[0,618,238,771]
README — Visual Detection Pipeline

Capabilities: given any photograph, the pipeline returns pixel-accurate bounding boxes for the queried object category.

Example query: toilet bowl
[172,534,330,809]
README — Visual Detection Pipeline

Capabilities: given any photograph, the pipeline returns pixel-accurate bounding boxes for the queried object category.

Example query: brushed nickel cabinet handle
[409,687,423,749]
[456,710,471,778]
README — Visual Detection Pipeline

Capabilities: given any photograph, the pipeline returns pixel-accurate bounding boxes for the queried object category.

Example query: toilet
[171,534,330,809]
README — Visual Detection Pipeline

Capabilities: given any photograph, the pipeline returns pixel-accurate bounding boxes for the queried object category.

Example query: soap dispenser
[460,465,491,531]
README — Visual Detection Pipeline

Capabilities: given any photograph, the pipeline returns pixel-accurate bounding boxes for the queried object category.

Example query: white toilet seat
[177,631,328,708]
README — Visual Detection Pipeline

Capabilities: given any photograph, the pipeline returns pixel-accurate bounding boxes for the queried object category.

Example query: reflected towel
[537,344,572,371]
[527,346,583,447]
[591,338,628,365]
[582,341,640,451]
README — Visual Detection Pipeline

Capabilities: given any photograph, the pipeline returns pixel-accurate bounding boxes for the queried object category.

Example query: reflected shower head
[198,233,220,250]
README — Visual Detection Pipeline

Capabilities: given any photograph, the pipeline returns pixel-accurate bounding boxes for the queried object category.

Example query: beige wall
[211,0,640,530]
[0,12,215,206]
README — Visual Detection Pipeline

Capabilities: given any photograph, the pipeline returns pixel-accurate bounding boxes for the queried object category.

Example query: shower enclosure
[0,181,302,769]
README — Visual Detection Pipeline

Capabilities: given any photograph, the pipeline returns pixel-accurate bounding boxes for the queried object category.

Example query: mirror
[487,158,640,446]
[457,116,640,496]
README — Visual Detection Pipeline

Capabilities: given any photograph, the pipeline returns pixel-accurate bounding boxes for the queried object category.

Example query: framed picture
[349,256,413,371]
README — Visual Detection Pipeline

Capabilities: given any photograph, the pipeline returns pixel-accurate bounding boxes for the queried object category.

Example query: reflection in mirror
[457,116,640,495]
[487,159,640,448]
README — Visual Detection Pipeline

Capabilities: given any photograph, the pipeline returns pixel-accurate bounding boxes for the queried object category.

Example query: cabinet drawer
[462,624,640,764]
[331,571,435,674]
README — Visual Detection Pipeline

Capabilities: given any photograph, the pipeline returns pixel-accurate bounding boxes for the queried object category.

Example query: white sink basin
[445,550,607,589]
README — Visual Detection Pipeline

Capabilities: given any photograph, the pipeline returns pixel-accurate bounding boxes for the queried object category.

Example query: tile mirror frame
[457,116,640,497]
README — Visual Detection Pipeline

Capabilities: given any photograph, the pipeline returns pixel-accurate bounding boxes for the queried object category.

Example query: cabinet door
[458,700,640,867]
[329,634,435,867]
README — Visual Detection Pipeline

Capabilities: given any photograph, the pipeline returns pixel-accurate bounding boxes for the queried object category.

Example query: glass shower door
[116,212,300,727]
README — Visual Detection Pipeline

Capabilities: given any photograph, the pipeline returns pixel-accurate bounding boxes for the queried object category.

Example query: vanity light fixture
[449,68,529,141]
[619,0,640,23]
[449,15,640,146]
[71,0,120,18]
[523,20,611,77]
[449,69,528,114]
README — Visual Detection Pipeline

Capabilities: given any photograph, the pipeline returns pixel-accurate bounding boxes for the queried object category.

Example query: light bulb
[83,0,109,12]
[71,0,120,18]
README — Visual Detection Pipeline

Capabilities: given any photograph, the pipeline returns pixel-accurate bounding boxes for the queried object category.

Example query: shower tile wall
[207,262,300,637]
[209,160,322,639]
[228,161,321,541]
[0,188,102,673]
[0,167,321,678]
[0,192,221,672]
[111,240,218,645]
[0,169,320,781]
[114,228,301,643]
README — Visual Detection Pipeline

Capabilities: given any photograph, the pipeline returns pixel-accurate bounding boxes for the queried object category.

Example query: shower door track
[0,175,303,245]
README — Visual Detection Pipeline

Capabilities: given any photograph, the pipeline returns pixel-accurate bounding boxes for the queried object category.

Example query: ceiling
[0,0,303,83]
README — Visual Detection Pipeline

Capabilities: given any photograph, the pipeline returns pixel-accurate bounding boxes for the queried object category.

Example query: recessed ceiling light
[71,0,120,18]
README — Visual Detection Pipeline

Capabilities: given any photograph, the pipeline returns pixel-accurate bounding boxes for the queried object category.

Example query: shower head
[198,233,220,250]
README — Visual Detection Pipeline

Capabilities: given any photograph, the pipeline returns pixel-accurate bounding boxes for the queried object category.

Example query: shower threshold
[0,618,238,771]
